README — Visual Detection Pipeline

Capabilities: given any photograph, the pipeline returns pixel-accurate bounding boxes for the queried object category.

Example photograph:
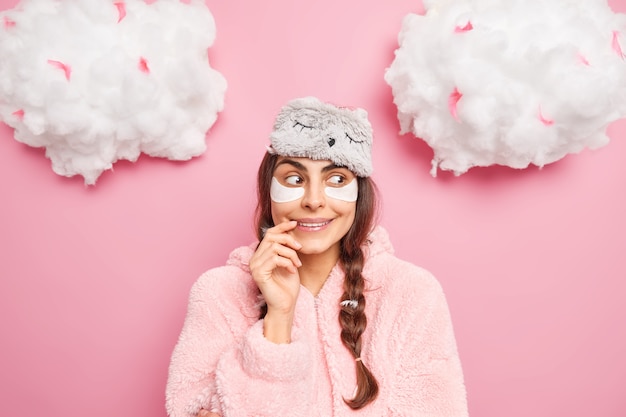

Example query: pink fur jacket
[165,226,468,416]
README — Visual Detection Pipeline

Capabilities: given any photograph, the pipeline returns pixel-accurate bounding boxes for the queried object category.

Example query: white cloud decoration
[0,0,227,185]
[385,0,626,177]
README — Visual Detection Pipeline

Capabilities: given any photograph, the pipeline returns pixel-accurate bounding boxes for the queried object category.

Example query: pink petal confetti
[454,21,473,33]
[138,57,150,73]
[612,31,625,59]
[12,109,24,120]
[47,59,72,81]
[538,106,554,126]
[114,2,126,23]
[448,87,463,121]
[577,53,590,66]
[3,16,16,28]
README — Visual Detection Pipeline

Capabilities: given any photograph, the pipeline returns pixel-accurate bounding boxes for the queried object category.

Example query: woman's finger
[252,221,302,274]
[267,242,302,267]
[261,221,301,249]
[251,244,301,278]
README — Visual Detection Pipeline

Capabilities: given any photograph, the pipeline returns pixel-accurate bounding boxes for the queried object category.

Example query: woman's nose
[301,183,325,209]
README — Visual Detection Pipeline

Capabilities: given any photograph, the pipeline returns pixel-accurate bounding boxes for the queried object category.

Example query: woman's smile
[295,218,334,231]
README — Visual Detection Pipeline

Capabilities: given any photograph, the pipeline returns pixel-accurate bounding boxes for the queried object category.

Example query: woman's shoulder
[189,243,259,308]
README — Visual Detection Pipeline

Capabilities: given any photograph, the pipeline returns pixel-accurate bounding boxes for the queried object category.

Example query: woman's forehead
[276,156,330,165]
[275,156,351,172]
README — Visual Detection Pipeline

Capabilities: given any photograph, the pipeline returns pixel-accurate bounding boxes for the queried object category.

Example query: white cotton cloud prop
[385,0,626,177]
[0,0,226,185]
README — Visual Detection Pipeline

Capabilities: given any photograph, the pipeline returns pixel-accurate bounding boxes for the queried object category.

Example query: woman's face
[270,156,357,258]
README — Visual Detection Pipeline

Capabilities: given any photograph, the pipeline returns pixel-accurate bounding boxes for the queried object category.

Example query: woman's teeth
[298,221,330,227]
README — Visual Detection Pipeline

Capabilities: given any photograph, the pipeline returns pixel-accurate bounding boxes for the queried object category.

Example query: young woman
[165,97,468,417]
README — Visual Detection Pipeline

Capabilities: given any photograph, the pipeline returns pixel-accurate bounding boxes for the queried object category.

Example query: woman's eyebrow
[321,163,344,173]
[276,159,307,171]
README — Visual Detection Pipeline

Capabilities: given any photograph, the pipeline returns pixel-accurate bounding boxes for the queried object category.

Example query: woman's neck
[297,246,340,297]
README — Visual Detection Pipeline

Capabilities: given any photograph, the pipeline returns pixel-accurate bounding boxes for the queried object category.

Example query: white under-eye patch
[271,177,304,203]
[270,176,358,203]
[325,179,358,202]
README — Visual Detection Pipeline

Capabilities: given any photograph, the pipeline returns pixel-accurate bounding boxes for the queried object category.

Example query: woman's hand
[249,220,302,343]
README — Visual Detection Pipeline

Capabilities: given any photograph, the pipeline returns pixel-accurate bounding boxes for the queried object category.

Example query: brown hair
[255,152,380,409]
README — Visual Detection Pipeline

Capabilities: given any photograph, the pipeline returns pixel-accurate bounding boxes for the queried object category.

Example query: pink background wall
[1,1,625,416]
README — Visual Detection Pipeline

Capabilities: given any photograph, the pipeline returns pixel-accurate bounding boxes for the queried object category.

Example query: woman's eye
[328,175,345,186]
[285,175,303,186]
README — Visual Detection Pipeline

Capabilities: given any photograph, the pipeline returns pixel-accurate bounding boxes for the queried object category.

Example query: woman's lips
[295,218,333,231]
